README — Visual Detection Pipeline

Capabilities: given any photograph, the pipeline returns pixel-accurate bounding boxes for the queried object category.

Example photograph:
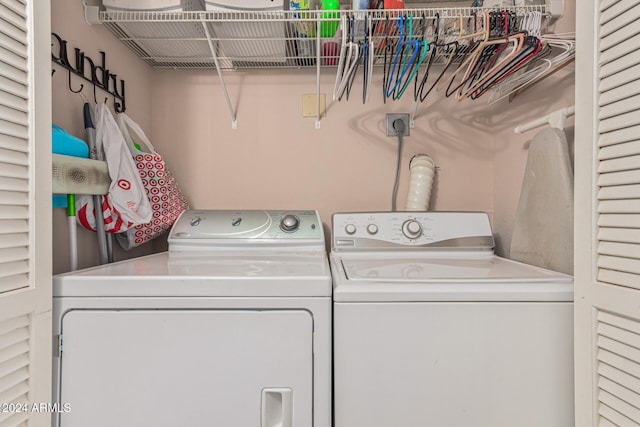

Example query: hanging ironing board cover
[510,127,574,275]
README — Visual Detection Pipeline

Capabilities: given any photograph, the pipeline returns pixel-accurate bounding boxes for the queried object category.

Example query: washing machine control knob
[280,214,300,232]
[402,219,423,239]
[345,224,357,235]
[367,224,379,235]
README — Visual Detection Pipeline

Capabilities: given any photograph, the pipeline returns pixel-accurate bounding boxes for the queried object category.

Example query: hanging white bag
[76,103,152,232]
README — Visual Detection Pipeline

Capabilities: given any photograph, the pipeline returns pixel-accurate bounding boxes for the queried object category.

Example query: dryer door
[56,309,313,427]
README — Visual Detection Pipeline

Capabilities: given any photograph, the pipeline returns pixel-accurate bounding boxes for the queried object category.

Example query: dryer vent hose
[405,154,436,211]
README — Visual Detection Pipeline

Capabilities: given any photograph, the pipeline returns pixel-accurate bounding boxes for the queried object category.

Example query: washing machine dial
[280,214,300,232]
[366,224,379,235]
[402,219,423,239]
[345,224,357,235]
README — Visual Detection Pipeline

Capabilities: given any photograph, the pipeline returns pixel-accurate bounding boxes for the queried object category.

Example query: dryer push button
[280,214,300,232]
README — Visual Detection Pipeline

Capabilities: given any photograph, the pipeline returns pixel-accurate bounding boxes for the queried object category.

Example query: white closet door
[576,0,640,425]
[0,1,51,426]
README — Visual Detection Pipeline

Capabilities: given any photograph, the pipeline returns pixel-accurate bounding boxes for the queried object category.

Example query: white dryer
[330,211,574,427]
[53,210,331,427]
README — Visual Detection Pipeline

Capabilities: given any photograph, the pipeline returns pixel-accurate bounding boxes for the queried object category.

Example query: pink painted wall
[51,0,575,272]
[51,0,155,273]
[149,69,496,234]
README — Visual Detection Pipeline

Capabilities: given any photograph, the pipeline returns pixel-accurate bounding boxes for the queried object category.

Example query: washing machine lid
[54,251,331,298]
[331,254,573,302]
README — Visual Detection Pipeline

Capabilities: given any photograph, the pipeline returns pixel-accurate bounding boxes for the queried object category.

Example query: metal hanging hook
[67,69,84,94]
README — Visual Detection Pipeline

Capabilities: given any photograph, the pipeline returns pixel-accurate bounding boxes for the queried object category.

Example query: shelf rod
[514,105,575,134]
[202,22,238,129]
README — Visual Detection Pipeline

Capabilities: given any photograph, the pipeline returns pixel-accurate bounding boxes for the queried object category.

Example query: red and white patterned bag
[116,113,189,250]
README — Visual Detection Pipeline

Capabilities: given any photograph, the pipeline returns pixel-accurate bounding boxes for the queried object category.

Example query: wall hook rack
[51,32,127,112]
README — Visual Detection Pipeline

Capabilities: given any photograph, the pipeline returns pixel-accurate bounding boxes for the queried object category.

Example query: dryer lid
[54,252,332,298]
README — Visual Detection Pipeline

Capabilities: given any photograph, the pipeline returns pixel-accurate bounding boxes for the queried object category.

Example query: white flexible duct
[405,154,435,211]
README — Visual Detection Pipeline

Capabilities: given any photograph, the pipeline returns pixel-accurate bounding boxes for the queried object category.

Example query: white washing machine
[330,211,574,427]
[53,210,331,427]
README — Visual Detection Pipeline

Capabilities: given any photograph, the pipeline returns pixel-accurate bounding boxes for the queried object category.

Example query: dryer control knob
[280,214,300,232]
[345,224,357,235]
[402,219,423,239]
[367,224,379,235]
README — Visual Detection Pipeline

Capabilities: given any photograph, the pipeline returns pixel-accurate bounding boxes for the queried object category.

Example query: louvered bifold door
[0,1,52,426]
[587,0,640,425]
[596,311,640,426]
[0,0,30,296]
[598,0,640,289]
[0,2,32,427]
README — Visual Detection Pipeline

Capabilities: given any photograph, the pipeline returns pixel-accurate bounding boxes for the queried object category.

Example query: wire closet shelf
[98,5,550,70]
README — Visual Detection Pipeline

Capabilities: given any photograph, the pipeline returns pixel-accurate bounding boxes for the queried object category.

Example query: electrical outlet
[386,113,410,137]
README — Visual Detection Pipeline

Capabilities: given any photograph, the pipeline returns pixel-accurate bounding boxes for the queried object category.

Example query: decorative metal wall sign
[51,32,127,112]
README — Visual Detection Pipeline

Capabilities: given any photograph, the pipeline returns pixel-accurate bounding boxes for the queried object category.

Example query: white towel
[510,128,574,275]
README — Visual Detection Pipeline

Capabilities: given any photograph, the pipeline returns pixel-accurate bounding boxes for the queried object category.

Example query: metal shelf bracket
[202,22,238,130]
[82,1,100,25]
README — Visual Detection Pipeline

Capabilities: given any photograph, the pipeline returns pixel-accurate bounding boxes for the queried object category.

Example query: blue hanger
[386,15,421,99]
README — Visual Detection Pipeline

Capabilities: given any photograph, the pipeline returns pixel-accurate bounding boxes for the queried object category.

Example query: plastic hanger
[362,15,374,103]
[466,11,546,99]
[336,15,362,101]
[333,15,350,100]
[471,35,542,99]
[454,11,526,99]
[414,14,464,103]
[489,33,575,103]
[334,15,360,101]
[464,12,525,93]
[413,12,437,101]
[435,11,489,93]
[394,14,429,100]
[456,47,524,98]
[396,39,428,99]
[482,14,574,104]
[385,14,420,99]
[442,11,496,98]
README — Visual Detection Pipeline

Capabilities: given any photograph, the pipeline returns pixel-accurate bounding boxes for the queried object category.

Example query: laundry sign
[51,33,127,112]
